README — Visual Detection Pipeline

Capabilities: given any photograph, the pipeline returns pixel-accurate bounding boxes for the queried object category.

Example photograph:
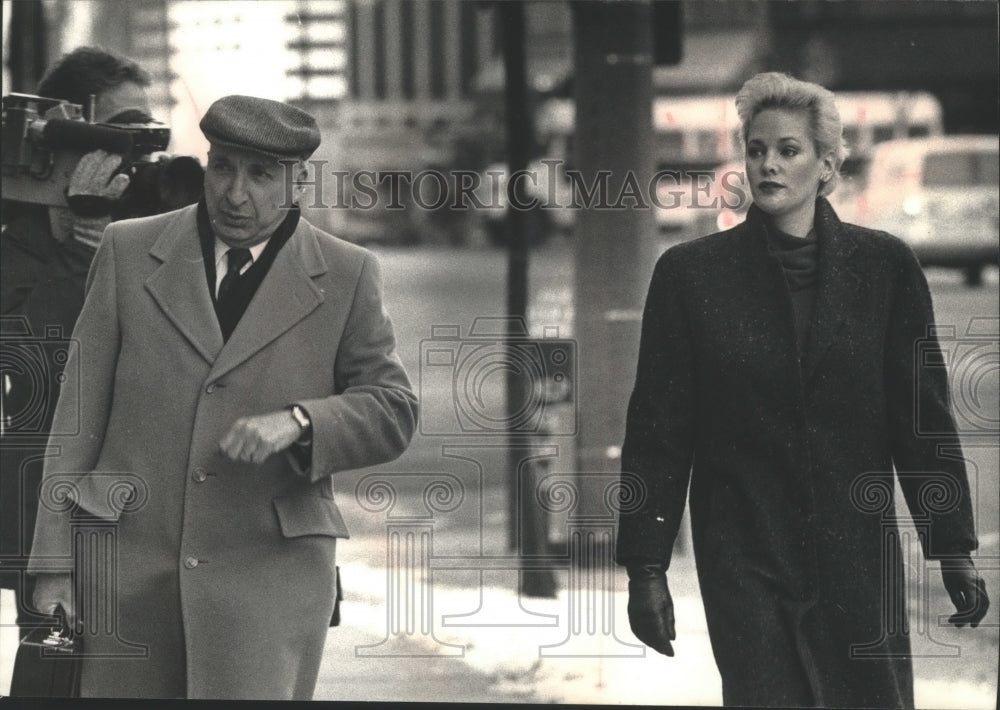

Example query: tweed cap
[200,95,321,159]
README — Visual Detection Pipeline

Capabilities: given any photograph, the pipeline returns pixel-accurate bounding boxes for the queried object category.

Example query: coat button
[205,383,215,394]
[192,467,208,483]
[184,556,199,569]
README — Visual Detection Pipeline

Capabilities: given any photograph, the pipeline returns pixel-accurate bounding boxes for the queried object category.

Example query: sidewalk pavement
[313,539,724,705]
[313,529,997,707]
[0,546,725,704]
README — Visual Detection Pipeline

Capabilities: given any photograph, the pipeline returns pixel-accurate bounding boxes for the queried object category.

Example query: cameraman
[1,46,163,632]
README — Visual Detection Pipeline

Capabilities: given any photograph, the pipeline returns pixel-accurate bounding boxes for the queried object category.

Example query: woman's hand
[626,563,676,656]
[941,557,990,628]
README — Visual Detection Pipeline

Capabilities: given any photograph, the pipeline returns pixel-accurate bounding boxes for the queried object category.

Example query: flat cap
[199,95,320,159]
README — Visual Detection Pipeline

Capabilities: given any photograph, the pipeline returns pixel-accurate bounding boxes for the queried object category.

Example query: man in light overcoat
[27,95,418,699]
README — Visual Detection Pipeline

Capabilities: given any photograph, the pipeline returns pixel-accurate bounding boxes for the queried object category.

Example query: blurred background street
[2,0,998,705]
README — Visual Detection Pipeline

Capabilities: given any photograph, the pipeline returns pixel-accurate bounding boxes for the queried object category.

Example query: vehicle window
[840,157,871,190]
[873,125,895,143]
[660,131,683,157]
[843,127,860,152]
[696,130,720,161]
[922,151,1000,187]
[840,156,869,179]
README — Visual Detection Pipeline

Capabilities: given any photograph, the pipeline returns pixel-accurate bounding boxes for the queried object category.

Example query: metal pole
[572,1,656,519]
[501,1,530,341]
[500,1,557,597]
[501,0,529,556]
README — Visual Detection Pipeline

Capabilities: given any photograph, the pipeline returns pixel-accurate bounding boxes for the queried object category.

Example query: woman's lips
[758,181,784,191]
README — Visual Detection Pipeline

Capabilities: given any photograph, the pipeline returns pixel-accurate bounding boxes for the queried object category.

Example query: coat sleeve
[884,241,977,559]
[27,225,122,573]
[290,251,417,482]
[616,249,697,568]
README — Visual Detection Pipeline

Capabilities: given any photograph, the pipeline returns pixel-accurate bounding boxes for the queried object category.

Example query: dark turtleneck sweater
[765,225,819,355]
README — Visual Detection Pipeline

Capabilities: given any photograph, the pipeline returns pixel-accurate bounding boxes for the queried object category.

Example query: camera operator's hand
[67,149,131,249]
[626,562,676,656]
[941,556,990,628]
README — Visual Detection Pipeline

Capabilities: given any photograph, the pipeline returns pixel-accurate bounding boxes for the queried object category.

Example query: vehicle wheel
[963,266,983,287]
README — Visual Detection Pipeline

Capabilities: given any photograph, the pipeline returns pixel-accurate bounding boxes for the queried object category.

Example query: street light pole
[572,1,657,518]
[500,1,557,598]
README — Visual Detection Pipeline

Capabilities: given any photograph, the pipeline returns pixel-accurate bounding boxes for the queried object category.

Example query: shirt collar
[213,237,269,274]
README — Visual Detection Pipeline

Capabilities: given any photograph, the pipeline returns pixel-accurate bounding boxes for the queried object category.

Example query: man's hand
[32,573,75,630]
[67,149,130,213]
[626,563,676,656]
[941,557,990,628]
[67,149,131,248]
[219,410,303,464]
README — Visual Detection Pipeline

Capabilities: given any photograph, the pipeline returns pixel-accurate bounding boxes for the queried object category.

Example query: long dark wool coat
[616,198,978,708]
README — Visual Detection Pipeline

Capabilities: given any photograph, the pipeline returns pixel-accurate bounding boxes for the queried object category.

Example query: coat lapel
[145,206,224,364]
[800,198,862,385]
[207,219,327,382]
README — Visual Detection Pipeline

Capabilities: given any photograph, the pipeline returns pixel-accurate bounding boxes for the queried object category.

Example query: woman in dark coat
[616,72,990,708]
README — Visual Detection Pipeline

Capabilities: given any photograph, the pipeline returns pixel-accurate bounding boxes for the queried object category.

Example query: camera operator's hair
[35,46,150,108]
[735,72,847,197]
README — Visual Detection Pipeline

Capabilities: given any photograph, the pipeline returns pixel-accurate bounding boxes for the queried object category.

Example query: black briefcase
[9,619,82,697]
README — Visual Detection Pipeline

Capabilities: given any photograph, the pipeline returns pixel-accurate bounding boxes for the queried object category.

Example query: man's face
[46,81,153,243]
[204,144,297,247]
[94,80,151,123]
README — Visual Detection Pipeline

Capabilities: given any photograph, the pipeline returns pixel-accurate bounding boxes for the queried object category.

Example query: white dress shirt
[213,239,269,298]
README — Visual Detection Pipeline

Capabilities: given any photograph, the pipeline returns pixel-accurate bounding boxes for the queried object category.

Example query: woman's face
[745,108,833,229]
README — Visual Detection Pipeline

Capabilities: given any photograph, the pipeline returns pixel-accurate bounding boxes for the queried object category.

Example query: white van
[860,135,999,285]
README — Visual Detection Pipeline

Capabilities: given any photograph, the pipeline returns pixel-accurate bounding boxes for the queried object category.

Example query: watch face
[292,406,310,430]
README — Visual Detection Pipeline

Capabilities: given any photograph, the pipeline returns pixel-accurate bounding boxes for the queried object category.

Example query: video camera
[1,92,186,216]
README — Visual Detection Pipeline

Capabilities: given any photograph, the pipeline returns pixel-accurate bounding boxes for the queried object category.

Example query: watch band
[288,404,312,444]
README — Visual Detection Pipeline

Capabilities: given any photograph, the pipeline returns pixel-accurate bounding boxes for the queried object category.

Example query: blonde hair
[735,72,848,197]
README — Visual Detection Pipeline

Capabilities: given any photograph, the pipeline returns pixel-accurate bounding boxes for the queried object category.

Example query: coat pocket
[272,495,351,539]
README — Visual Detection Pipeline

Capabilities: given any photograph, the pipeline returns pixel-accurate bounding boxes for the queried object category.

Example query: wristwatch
[288,404,312,444]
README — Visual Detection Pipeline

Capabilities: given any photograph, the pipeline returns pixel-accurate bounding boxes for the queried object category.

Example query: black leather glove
[626,563,675,656]
[941,556,989,628]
